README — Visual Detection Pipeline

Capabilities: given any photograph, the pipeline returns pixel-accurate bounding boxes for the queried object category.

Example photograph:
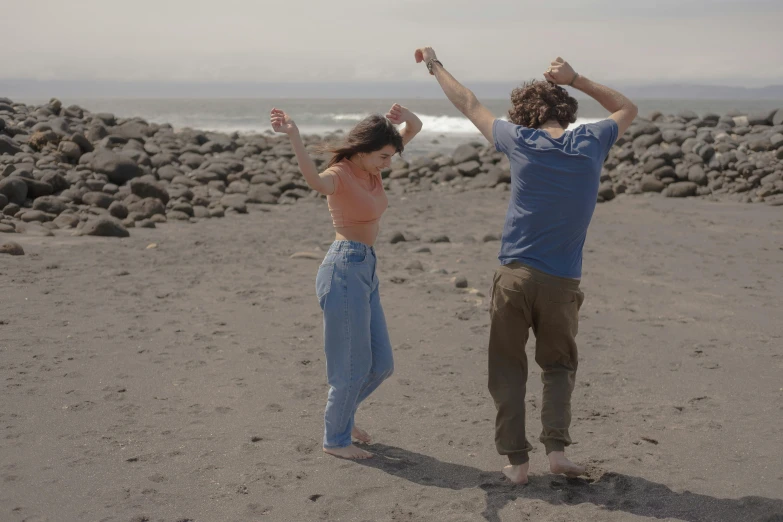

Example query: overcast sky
[3,0,782,87]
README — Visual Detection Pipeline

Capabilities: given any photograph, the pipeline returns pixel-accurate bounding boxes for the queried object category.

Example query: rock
[79,218,130,237]
[677,110,699,121]
[687,165,708,186]
[390,231,406,244]
[53,213,80,229]
[32,195,67,215]
[0,223,15,233]
[747,109,777,126]
[193,206,210,218]
[41,171,69,193]
[455,161,481,177]
[91,150,143,185]
[21,178,54,199]
[3,203,21,216]
[771,109,783,127]
[82,191,115,209]
[412,246,431,254]
[166,210,191,220]
[20,210,55,223]
[0,136,23,155]
[130,178,170,204]
[482,232,501,242]
[770,133,783,149]
[0,193,7,210]
[454,276,469,289]
[452,144,480,164]
[665,182,698,198]
[220,194,248,213]
[764,194,783,206]
[641,176,665,193]
[0,177,28,205]
[128,197,166,219]
[247,184,279,204]
[58,141,82,161]
[0,241,24,255]
[430,235,450,243]
[598,183,616,201]
[108,201,129,219]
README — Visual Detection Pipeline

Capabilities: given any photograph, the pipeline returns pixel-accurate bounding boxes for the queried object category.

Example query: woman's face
[360,145,397,175]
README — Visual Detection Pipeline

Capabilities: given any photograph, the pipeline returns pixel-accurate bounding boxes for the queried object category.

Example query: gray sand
[2,191,782,521]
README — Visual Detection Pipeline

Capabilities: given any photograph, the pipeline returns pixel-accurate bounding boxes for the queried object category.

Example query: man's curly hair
[508,80,579,129]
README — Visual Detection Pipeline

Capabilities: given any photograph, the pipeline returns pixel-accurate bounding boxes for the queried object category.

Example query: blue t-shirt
[493,118,618,279]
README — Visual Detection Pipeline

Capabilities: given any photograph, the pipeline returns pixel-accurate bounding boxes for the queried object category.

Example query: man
[414,47,637,484]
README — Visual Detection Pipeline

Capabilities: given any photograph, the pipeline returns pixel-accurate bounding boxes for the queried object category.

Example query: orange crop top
[326,160,388,228]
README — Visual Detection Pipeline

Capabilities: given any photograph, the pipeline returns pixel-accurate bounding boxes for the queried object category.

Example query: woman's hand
[543,57,577,86]
[270,108,298,135]
[385,103,413,125]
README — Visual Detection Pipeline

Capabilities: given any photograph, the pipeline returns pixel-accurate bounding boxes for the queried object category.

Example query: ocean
[14,96,783,157]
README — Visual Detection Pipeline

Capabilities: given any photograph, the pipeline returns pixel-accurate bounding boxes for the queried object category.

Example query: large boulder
[0,177,28,205]
[0,136,22,155]
[91,150,143,185]
[129,177,170,204]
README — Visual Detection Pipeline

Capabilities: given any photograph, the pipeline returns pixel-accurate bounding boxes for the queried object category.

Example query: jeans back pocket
[316,263,335,306]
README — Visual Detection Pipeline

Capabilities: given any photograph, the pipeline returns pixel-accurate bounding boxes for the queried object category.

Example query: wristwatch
[426,58,443,75]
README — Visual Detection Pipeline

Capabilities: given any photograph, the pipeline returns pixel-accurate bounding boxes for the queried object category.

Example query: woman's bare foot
[502,462,529,485]
[351,426,372,444]
[323,445,373,460]
[548,451,586,477]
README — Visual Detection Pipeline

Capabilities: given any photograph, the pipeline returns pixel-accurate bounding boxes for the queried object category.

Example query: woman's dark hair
[508,80,578,129]
[326,114,404,167]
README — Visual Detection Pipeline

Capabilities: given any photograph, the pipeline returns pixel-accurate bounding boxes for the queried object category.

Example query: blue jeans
[315,240,394,449]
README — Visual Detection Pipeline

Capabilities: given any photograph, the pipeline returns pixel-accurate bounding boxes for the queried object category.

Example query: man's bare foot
[548,451,586,477]
[323,445,373,460]
[351,426,372,444]
[502,462,529,485]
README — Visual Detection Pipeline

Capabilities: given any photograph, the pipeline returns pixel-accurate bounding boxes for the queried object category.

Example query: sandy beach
[2,190,782,521]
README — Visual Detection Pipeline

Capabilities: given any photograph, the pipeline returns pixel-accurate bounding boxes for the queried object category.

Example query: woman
[270,104,422,459]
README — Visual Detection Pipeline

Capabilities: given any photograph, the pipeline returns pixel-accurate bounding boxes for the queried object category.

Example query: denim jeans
[316,240,394,449]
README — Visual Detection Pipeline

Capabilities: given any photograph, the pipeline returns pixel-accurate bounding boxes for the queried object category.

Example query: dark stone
[0,177,28,205]
[108,201,129,219]
[41,171,69,193]
[247,184,278,204]
[0,193,7,210]
[598,183,615,201]
[641,175,665,193]
[430,235,450,243]
[747,109,777,126]
[454,276,469,289]
[82,191,115,209]
[91,150,143,185]
[455,161,481,177]
[130,178,170,204]
[220,194,248,213]
[0,241,24,255]
[390,231,406,244]
[643,158,667,173]
[80,218,130,237]
[665,181,698,198]
[0,136,22,155]
[687,165,708,186]
[128,197,166,219]
[32,195,67,214]
[20,210,55,223]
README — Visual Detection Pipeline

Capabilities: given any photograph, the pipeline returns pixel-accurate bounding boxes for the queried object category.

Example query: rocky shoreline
[1,98,782,245]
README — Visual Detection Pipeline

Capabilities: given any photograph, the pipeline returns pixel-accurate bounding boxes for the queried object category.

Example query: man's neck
[539,120,565,139]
